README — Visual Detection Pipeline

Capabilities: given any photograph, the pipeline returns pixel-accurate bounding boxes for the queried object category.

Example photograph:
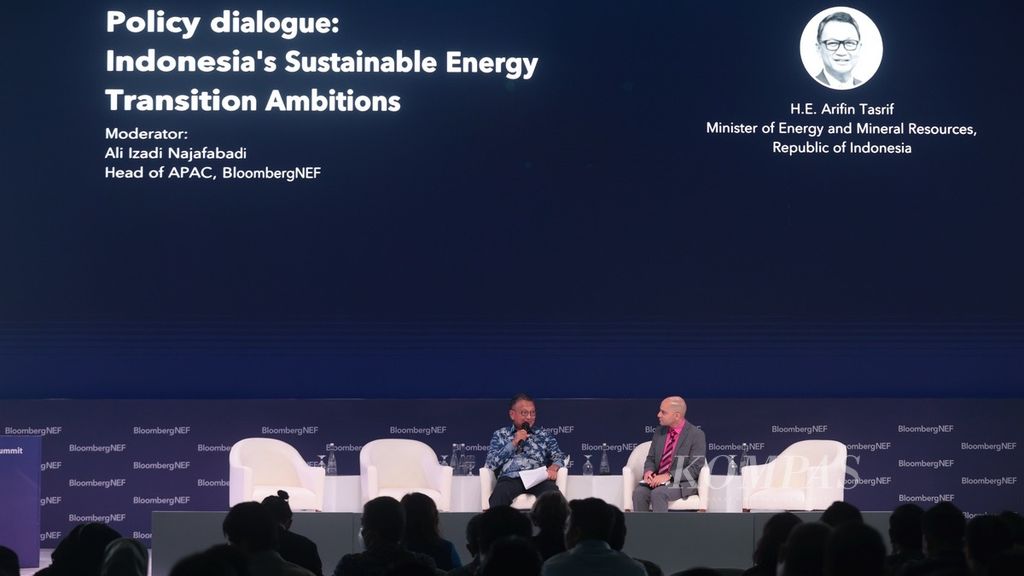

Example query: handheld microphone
[516,422,531,452]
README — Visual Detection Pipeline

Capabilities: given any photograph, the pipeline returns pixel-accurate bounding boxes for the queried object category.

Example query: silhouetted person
[541,498,645,576]
[476,506,532,565]
[824,522,885,576]
[263,491,324,576]
[530,492,569,561]
[608,506,663,576]
[224,501,313,576]
[987,549,1024,576]
[101,538,148,576]
[479,536,542,576]
[965,515,1013,576]
[0,546,19,576]
[820,501,863,528]
[446,514,483,576]
[35,522,122,576]
[901,502,967,576]
[884,505,924,576]
[779,522,831,576]
[169,544,250,576]
[669,570,721,576]
[996,511,1024,549]
[744,513,802,576]
[400,493,461,571]
[333,496,437,576]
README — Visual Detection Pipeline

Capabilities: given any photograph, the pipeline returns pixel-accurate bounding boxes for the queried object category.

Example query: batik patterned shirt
[485,425,565,479]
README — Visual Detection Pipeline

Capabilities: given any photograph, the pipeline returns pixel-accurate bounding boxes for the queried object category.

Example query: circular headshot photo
[800,7,883,90]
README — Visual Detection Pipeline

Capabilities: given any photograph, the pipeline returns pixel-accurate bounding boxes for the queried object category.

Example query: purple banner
[0,436,42,567]
[0,398,1021,548]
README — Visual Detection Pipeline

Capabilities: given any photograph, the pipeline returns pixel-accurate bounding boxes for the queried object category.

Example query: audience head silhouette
[922,502,966,555]
[824,522,885,576]
[261,490,294,529]
[479,536,542,576]
[223,501,279,553]
[780,522,831,576]
[478,505,532,559]
[101,538,148,576]
[361,496,406,548]
[400,492,442,547]
[820,501,863,527]
[754,512,802,571]
[565,497,616,548]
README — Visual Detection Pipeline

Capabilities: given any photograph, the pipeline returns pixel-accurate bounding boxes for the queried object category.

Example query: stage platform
[153,511,891,576]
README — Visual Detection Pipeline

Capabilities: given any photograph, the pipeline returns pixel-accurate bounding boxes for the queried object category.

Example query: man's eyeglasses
[821,39,860,52]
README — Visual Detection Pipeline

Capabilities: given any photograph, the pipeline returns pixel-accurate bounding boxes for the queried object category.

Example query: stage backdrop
[1,398,1020,547]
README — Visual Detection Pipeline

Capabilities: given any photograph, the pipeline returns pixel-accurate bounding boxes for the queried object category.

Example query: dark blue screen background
[2,1,1022,398]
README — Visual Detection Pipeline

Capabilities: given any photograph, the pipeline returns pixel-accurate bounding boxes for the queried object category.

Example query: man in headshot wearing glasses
[814,11,863,88]
[484,392,565,507]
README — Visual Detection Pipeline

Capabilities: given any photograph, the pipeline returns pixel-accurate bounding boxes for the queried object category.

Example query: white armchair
[741,440,847,511]
[229,438,325,511]
[622,441,710,511]
[480,467,569,510]
[359,439,453,511]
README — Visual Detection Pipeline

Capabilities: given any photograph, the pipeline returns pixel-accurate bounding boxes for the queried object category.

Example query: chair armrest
[480,468,496,510]
[697,466,710,511]
[804,461,844,510]
[361,464,379,505]
[622,466,636,511]
[741,462,770,509]
[433,465,453,512]
[555,467,568,493]
[297,464,326,511]
[229,463,253,506]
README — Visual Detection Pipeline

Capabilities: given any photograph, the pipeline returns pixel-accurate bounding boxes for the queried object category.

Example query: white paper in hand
[518,467,549,490]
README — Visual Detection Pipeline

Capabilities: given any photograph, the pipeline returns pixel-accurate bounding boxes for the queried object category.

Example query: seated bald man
[632,396,707,512]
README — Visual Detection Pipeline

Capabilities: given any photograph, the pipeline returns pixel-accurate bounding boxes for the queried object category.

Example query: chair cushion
[747,488,805,511]
[667,494,701,510]
[253,486,319,510]
[377,488,443,508]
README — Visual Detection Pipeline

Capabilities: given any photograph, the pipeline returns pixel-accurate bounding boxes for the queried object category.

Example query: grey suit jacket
[643,421,707,496]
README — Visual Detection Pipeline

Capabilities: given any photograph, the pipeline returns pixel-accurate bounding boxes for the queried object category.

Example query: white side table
[451,476,482,512]
[567,475,624,510]
[707,475,743,513]
[323,476,361,512]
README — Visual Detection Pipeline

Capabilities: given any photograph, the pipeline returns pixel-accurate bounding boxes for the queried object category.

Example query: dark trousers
[489,476,558,508]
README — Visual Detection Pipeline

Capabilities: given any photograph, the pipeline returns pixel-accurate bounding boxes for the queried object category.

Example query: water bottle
[599,443,611,475]
[326,443,337,476]
[739,442,749,470]
[727,455,739,476]
[458,443,468,475]
[450,443,460,475]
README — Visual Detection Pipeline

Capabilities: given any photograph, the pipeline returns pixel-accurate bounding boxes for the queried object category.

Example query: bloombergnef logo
[709,443,766,451]
[132,461,191,471]
[961,442,1016,451]
[69,513,126,523]
[962,476,1018,487]
[132,426,191,436]
[898,424,955,434]
[580,442,636,453]
[261,426,318,436]
[388,426,447,435]
[68,478,127,488]
[536,425,574,435]
[899,494,955,504]
[5,426,62,436]
[898,459,955,469]
[133,496,191,506]
[845,442,892,452]
[771,425,828,434]
[845,476,893,487]
[68,443,127,454]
